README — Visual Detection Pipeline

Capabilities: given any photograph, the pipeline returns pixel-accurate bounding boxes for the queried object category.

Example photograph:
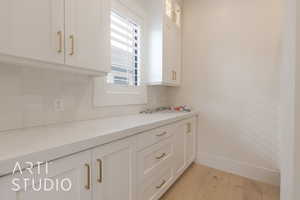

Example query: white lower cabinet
[0,151,92,200]
[140,167,173,200]
[138,117,197,200]
[137,138,174,181]
[185,118,197,166]
[0,116,197,200]
[174,118,197,179]
[92,137,136,200]
[173,122,186,178]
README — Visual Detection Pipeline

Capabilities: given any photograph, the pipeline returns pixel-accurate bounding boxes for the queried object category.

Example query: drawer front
[140,167,173,200]
[137,124,174,150]
[137,138,173,181]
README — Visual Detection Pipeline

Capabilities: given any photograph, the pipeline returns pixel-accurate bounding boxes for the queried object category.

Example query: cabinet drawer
[140,167,173,200]
[137,124,174,150]
[137,138,173,181]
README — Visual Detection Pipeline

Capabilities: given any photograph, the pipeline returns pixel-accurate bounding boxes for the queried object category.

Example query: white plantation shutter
[108,11,140,86]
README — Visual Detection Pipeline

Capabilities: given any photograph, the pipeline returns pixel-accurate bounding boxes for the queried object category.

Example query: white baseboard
[196,152,280,185]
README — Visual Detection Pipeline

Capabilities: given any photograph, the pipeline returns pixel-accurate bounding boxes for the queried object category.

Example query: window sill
[93,77,147,107]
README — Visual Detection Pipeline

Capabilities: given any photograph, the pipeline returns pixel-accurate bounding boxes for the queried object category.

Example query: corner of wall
[196,152,280,185]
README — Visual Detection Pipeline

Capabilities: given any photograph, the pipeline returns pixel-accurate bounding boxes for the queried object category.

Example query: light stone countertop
[0,111,198,177]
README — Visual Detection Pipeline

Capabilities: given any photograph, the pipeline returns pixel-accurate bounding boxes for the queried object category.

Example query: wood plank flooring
[160,164,280,200]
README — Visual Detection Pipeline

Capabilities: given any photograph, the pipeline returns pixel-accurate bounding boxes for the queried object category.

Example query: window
[108,11,141,86]
[93,2,147,107]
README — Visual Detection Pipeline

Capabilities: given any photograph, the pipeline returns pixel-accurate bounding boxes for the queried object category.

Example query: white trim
[147,81,180,87]
[93,77,147,107]
[112,0,147,20]
[0,53,107,77]
[196,152,280,185]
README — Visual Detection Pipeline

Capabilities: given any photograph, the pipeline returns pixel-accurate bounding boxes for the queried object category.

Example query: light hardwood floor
[160,164,280,200]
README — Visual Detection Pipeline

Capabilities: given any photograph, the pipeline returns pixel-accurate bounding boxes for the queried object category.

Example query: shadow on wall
[167,0,282,184]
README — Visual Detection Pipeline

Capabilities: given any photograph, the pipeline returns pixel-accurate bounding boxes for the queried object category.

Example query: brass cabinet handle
[187,123,192,133]
[156,132,167,137]
[85,163,91,190]
[172,10,176,23]
[57,31,63,53]
[156,153,167,160]
[69,35,75,55]
[171,70,177,81]
[156,179,166,189]
[97,159,102,183]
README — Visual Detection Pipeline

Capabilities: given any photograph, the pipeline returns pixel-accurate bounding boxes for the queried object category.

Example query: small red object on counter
[174,107,181,111]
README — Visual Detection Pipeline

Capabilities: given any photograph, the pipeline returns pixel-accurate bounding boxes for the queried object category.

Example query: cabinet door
[163,17,176,84]
[173,22,181,85]
[0,151,92,200]
[0,0,65,64]
[185,119,196,166]
[65,0,111,72]
[92,138,136,200]
[163,0,181,85]
[172,123,186,178]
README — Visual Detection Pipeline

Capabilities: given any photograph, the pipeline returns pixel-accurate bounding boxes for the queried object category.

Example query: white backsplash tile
[22,95,45,127]
[22,68,44,96]
[0,65,23,96]
[0,64,169,132]
[0,96,23,130]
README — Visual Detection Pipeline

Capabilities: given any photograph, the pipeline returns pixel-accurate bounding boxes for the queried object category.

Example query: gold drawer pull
[57,31,63,53]
[156,132,167,137]
[171,70,177,81]
[85,163,91,190]
[97,159,103,183]
[156,179,166,189]
[187,123,192,133]
[69,35,75,56]
[156,153,167,160]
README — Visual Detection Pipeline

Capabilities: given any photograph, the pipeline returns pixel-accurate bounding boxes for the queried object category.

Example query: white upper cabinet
[0,0,65,64]
[65,0,111,72]
[143,0,182,86]
[0,0,110,76]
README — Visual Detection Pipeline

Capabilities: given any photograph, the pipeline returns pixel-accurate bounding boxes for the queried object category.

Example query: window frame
[93,0,147,107]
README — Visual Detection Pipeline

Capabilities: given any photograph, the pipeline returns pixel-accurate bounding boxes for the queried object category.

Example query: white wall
[295,0,300,196]
[0,64,168,132]
[293,0,300,197]
[279,0,300,198]
[279,0,295,198]
[169,0,282,184]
